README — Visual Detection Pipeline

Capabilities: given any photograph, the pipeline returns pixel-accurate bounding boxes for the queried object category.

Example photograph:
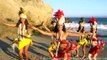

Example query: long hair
[53,23,66,33]
[16,18,28,30]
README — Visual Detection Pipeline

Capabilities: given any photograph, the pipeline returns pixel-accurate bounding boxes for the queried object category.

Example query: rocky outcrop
[0,0,53,24]
[0,0,53,37]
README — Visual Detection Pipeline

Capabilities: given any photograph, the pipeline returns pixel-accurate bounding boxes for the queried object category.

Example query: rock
[0,0,53,37]
[0,0,53,25]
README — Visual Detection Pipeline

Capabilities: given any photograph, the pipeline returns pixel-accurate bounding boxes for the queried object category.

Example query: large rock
[0,0,53,24]
[0,0,53,37]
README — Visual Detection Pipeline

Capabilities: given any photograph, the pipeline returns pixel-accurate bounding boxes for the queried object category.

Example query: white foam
[97,24,107,30]
[65,22,107,30]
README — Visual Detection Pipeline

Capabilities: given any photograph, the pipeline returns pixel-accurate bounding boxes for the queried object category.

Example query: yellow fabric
[78,38,88,46]
[48,43,57,51]
[18,38,32,50]
[12,38,19,43]
[22,10,26,15]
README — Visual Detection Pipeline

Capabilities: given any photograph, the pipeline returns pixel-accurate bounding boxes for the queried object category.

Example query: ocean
[64,17,107,42]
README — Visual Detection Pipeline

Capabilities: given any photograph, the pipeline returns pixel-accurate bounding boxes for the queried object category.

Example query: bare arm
[1,22,16,27]
[67,32,83,37]
[77,23,83,32]
[34,21,44,27]
[79,26,84,32]
[43,25,51,32]
[42,21,51,32]
[67,29,77,33]
[32,26,54,36]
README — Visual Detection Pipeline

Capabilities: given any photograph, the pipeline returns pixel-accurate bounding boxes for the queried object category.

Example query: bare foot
[82,55,86,59]
[75,55,79,58]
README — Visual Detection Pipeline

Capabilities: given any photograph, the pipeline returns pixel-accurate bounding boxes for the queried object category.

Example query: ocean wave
[65,22,107,30]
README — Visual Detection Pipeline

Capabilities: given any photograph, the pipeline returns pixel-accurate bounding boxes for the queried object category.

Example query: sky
[44,0,107,17]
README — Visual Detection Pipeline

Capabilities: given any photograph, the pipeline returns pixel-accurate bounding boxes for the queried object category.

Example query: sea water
[65,17,107,43]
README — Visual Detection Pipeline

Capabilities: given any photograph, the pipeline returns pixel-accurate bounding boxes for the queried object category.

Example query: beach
[0,35,51,60]
[0,17,107,60]
[0,34,107,60]
[0,0,107,60]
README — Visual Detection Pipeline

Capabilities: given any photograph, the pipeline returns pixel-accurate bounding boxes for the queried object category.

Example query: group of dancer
[33,10,106,60]
[31,10,106,60]
[0,8,107,60]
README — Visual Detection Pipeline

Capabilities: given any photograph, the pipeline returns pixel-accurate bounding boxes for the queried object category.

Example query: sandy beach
[0,35,52,60]
[0,0,107,60]
[0,34,107,60]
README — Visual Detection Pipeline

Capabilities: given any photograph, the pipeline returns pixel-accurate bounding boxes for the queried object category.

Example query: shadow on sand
[0,39,19,60]
[33,41,49,48]
[29,41,49,58]
[29,47,49,58]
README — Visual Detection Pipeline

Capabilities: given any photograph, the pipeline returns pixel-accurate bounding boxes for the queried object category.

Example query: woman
[88,37,105,60]
[75,37,89,58]
[47,20,58,58]
[88,17,97,38]
[31,22,84,60]
[1,14,29,39]
[0,14,32,60]
[18,32,32,60]
[75,17,91,59]
[87,17,106,60]
[77,17,85,33]
[76,17,85,58]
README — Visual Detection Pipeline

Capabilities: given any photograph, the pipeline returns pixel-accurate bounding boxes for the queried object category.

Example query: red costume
[55,40,77,60]
[89,38,105,55]
[88,17,97,24]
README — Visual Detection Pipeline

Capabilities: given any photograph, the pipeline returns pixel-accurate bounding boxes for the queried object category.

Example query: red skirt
[56,53,71,60]
[89,46,100,55]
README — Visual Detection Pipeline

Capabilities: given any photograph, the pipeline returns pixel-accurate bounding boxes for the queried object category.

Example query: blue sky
[44,0,107,17]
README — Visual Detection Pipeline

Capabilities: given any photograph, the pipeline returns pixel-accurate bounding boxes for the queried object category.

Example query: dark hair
[79,17,85,24]
[16,18,28,30]
[19,7,23,15]
[80,17,84,20]
[51,20,56,24]
[53,23,66,33]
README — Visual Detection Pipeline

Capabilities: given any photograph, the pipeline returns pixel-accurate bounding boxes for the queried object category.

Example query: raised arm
[67,32,84,37]
[40,21,51,32]
[43,25,51,32]
[0,21,16,27]
[79,26,84,32]
[34,21,44,27]
[3,23,16,27]
[32,26,54,36]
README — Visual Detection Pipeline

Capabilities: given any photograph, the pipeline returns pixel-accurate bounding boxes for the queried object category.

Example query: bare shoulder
[64,32,69,36]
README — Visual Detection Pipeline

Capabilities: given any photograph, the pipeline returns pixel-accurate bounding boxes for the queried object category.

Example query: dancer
[88,37,105,60]
[75,17,90,58]
[87,17,106,60]
[77,17,85,33]
[0,12,31,60]
[88,17,97,38]
[31,21,84,60]
[18,32,32,60]
[47,20,58,58]
[75,36,90,58]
